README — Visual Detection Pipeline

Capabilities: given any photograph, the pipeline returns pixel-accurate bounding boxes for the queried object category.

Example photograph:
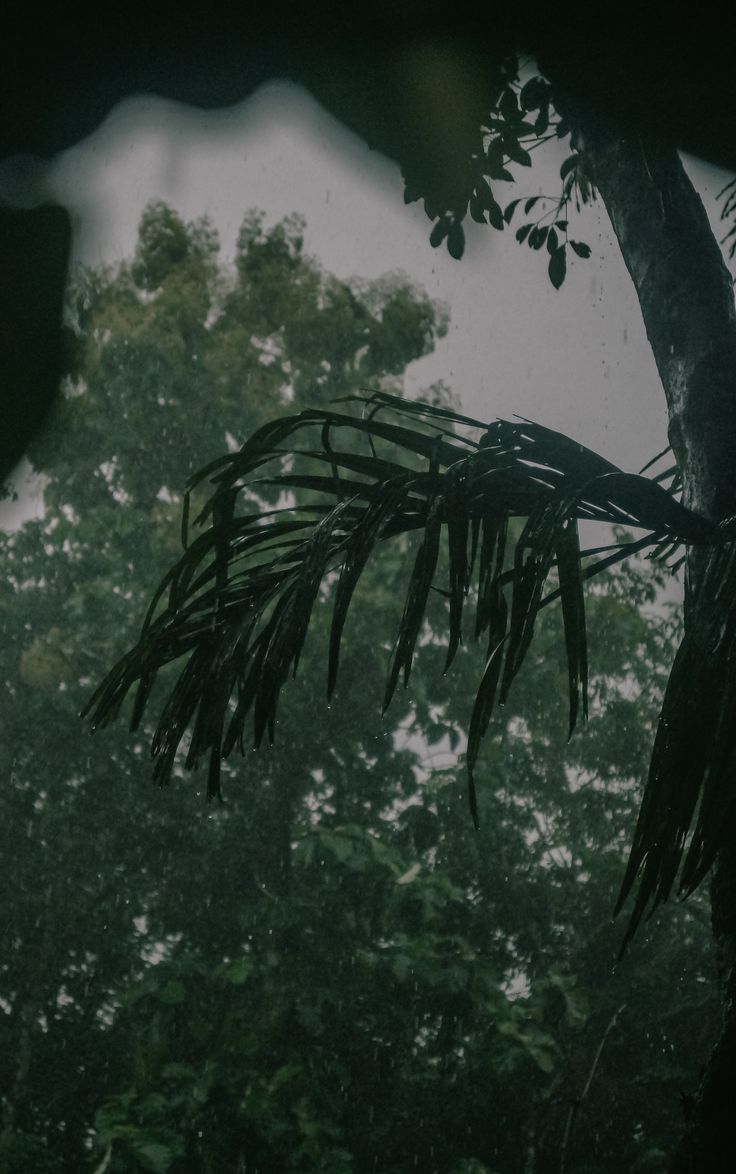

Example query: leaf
[548,246,567,290]
[476,182,503,227]
[384,495,443,709]
[549,971,589,1026]
[500,490,579,705]
[486,200,505,231]
[423,194,441,219]
[328,490,401,698]
[570,240,592,259]
[157,979,186,1005]
[342,387,488,431]
[515,224,532,244]
[447,221,465,260]
[534,106,550,135]
[555,517,588,737]
[397,862,422,885]
[134,1141,177,1174]
[429,219,449,248]
[180,490,190,550]
[524,196,541,215]
[520,76,543,110]
[504,138,532,167]
[615,531,736,947]
[546,227,559,254]
[497,1019,558,1072]
[467,634,506,827]
[217,957,255,984]
[503,198,521,223]
[444,464,471,671]
[403,178,422,204]
[485,157,515,182]
[560,154,577,181]
[499,88,519,121]
[474,516,507,642]
[320,829,358,866]
[85,388,722,935]
[528,226,548,250]
[469,194,486,225]
[252,502,347,747]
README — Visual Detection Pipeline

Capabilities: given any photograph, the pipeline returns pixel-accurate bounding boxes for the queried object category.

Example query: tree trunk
[545,73,736,1170]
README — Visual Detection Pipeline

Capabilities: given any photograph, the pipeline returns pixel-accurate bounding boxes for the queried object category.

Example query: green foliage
[85,386,721,937]
[92,1088,185,1172]
[0,1134,62,1174]
[29,201,444,519]
[1,202,719,1173]
[413,58,593,287]
[131,202,197,292]
[1,203,445,1170]
[617,524,736,942]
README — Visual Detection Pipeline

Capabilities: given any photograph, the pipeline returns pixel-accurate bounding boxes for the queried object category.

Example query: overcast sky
[2,79,733,529]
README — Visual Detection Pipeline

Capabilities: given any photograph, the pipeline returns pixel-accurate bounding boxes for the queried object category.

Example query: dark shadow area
[1,7,733,491]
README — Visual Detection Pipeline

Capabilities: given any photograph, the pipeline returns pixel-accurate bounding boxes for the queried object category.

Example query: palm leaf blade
[84,392,732,946]
[384,496,443,710]
[555,516,588,737]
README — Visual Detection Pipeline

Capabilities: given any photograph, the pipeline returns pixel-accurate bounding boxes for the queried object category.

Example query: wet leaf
[84,389,723,936]
[570,240,592,259]
[447,221,466,260]
[548,246,567,289]
[429,219,449,248]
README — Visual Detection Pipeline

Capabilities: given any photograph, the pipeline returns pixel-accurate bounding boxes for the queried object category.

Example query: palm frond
[615,520,736,946]
[84,390,727,939]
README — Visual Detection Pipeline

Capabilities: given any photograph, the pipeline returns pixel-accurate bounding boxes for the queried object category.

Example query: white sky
[2,78,734,528]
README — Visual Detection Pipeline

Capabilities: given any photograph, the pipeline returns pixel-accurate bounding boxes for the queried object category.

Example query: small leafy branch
[414,72,594,287]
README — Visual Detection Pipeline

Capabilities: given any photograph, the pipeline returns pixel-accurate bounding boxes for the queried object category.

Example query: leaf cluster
[418,68,594,288]
[617,522,736,943]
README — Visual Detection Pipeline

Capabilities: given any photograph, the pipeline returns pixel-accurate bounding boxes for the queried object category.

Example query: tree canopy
[1,201,718,1172]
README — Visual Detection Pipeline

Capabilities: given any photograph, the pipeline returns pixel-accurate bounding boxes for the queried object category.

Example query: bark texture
[542,64,736,1171]
[579,132,736,526]
[581,130,736,1174]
